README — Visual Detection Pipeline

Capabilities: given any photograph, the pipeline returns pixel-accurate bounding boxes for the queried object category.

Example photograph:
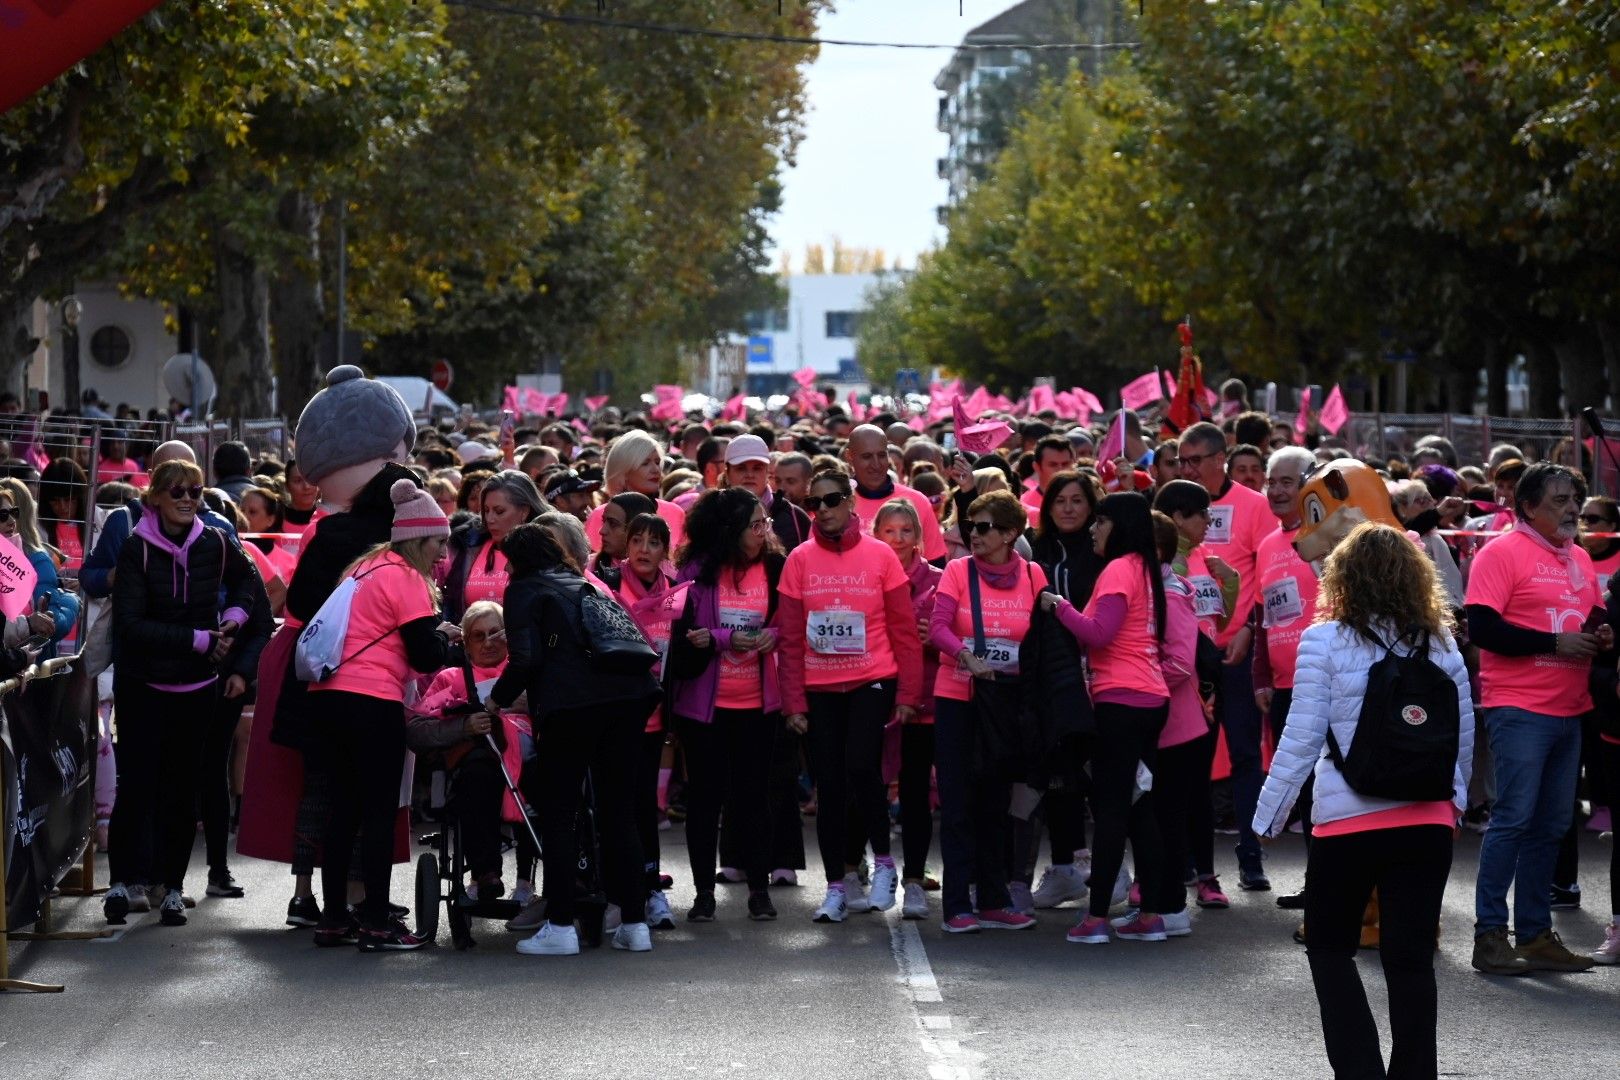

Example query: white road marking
[888,916,982,1080]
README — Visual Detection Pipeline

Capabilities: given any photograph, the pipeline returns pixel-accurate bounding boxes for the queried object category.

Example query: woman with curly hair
[1255,522,1473,1080]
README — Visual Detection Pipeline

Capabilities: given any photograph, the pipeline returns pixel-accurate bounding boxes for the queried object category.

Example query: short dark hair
[501,521,572,578]
[1153,478,1212,519]
[626,511,670,549]
[1178,422,1225,454]
[1227,444,1264,470]
[1233,411,1272,449]
[1034,434,1073,467]
[1022,421,1053,442]
[695,437,728,473]
[1514,462,1585,521]
[213,440,251,478]
[808,466,853,494]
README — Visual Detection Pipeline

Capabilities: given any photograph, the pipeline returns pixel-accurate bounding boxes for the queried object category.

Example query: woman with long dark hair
[668,487,785,922]
[39,457,89,572]
[1040,491,1171,944]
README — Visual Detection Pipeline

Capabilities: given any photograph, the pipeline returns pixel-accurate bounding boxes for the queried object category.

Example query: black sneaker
[1550,883,1582,910]
[158,888,188,927]
[1238,866,1271,892]
[287,895,322,928]
[356,918,427,952]
[387,901,410,919]
[1276,891,1306,910]
[687,892,717,922]
[314,911,361,947]
[103,883,131,925]
[206,871,245,899]
[747,890,778,921]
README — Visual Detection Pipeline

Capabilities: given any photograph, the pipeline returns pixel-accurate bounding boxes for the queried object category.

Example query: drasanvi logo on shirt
[807,570,870,588]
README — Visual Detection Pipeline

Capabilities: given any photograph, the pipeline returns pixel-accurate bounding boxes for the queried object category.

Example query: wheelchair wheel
[415,853,440,943]
[449,903,474,950]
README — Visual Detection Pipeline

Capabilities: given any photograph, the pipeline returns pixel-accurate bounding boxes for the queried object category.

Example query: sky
[769,1,1012,271]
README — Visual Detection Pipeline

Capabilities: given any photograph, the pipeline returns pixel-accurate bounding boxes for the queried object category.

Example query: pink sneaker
[1115,913,1168,941]
[1196,877,1231,909]
[1067,914,1111,944]
[942,913,981,934]
[1127,879,1141,908]
[1587,807,1612,833]
[978,907,1037,931]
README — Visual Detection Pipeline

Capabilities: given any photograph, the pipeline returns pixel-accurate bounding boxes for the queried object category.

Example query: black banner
[3,662,97,931]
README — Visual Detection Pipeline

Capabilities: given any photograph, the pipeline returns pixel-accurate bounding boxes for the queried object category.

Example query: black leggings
[899,723,936,881]
[679,709,777,892]
[1087,700,1168,918]
[109,681,213,891]
[1183,727,1217,879]
[1044,734,1093,865]
[1604,738,1620,912]
[635,727,665,890]
[202,692,247,876]
[722,726,807,872]
[807,681,895,882]
[1150,734,1206,915]
[452,749,507,880]
[313,690,405,930]
[1304,825,1453,1080]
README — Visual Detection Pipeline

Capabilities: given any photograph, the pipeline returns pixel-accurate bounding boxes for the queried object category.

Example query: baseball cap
[544,469,602,501]
[457,440,496,465]
[724,434,771,466]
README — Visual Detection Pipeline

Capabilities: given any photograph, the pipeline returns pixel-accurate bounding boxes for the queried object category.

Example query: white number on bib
[1205,505,1233,545]
[807,609,867,655]
[1263,576,1304,627]
[1190,574,1225,619]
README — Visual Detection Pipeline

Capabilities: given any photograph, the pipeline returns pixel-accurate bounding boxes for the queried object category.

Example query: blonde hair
[1315,522,1452,642]
[873,497,922,537]
[344,538,444,605]
[461,600,503,634]
[604,429,663,496]
[0,478,43,553]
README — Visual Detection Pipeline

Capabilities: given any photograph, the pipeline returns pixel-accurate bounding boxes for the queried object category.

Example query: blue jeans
[1219,645,1264,868]
[1473,706,1583,940]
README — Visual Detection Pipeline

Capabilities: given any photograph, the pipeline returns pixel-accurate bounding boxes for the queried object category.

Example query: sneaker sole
[516,944,580,956]
[867,899,895,912]
[357,941,424,952]
[1239,880,1271,892]
[902,908,929,921]
[941,922,980,934]
[1471,960,1532,976]
[1196,899,1230,909]
[1521,959,1596,973]
[979,920,1037,931]
[649,918,676,930]
[611,938,653,952]
[1591,953,1620,966]
[159,914,187,927]
[812,912,846,923]
[1066,933,1109,944]
[287,917,320,928]
[749,909,778,921]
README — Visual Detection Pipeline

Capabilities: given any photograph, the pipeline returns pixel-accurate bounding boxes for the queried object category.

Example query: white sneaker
[645,890,675,930]
[842,871,872,914]
[770,868,798,886]
[813,886,848,923]
[1110,864,1132,911]
[1594,923,1620,965]
[901,882,928,920]
[867,864,899,912]
[611,922,653,952]
[1031,864,1088,909]
[603,903,622,932]
[511,880,535,906]
[1008,881,1035,915]
[517,922,580,956]
[1074,849,1093,887]
[1161,909,1193,938]
[128,884,151,913]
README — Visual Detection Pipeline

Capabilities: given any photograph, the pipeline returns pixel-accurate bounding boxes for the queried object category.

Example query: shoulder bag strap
[967,559,986,657]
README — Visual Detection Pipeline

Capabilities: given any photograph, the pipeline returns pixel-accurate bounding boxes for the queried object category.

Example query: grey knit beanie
[294,365,415,484]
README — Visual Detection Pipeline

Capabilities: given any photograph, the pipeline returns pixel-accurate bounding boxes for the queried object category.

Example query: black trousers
[1182,727,1217,879]
[1150,734,1205,915]
[899,722,936,881]
[1045,734,1093,865]
[536,702,648,927]
[635,727,665,890]
[1087,701,1168,918]
[807,681,895,882]
[109,680,214,892]
[721,726,807,872]
[313,690,405,930]
[1304,825,1453,1080]
[935,698,1013,918]
[452,748,506,880]
[1605,738,1620,910]
[202,691,247,875]
[679,709,776,892]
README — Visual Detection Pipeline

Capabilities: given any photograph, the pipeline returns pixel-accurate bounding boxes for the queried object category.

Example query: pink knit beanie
[390,478,449,542]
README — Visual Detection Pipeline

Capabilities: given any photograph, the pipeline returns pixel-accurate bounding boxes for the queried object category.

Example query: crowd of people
[19,367,1619,1078]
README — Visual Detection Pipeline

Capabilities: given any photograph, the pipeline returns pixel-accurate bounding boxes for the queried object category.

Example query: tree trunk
[1483,338,1507,417]
[1,295,37,399]
[271,189,324,421]
[1597,318,1620,411]
[1525,338,1563,418]
[213,221,272,418]
[1554,326,1606,417]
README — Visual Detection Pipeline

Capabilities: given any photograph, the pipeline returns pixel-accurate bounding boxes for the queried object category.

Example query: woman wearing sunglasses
[0,478,81,659]
[106,460,269,928]
[1579,496,1620,592]
[668,488,785,922]
[779,469,924,923]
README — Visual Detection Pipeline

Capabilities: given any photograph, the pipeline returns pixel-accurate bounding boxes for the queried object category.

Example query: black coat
[1018,598,1093,787]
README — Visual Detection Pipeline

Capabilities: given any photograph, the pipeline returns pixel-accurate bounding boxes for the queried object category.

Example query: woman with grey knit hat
[307,479,458,952]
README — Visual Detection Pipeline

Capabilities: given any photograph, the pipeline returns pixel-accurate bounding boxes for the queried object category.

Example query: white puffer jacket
[1253,619,1473,837]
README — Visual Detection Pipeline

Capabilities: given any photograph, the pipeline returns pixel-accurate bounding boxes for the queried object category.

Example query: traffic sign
[430,359,454,392]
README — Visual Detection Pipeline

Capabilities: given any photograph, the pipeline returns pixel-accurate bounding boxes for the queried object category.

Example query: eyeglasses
[803,492,849,512]
[0,507,16,522]
[167,485,204,501]
[748,518,769,534]
[1179,451,1221,469]
[1580,514,1616,528]
[966,521,1002,536]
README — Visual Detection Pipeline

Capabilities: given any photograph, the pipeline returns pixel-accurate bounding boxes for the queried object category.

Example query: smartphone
[942,432,958,467]
[22,634,51,650]
[499,409,516,441]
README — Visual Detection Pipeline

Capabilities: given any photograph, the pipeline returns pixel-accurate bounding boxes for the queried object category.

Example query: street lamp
[59,295,82,413]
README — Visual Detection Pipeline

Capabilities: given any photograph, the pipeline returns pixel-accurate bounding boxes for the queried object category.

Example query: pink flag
[906,414,925,432]
[791,367,817,389]
[1028,385,1057,415]
[502,385,521,413]
[1163,371,1179,399]
[1097,409,1127,461]
[570,417,591,435]
[584,395,609,413]
[550,393,570,416]
[846,391,867,423]
[1119,371,1161,411]
[1072,387,1104,415]
[1318,383,1350,435]
[721,393,746,421]
[0,533,38,620]
[987,393,1015,414]
[521,387,546,415]
[1202,387,1219,410]
[1294,386,1313,444]
[951,395,1012,455]
[964,385,992,417]
[653,384,684,402]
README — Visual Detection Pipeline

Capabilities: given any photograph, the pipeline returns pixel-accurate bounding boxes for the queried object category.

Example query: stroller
[414,711,608,949]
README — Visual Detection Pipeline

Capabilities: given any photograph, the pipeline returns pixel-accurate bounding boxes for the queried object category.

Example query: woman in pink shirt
[308,480,456,952]
[780,469,924,924]
[1040,491,1171,945]
[668,488,784,923]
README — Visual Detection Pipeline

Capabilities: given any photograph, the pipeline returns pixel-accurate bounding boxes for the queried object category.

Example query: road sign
[430,359,454,392]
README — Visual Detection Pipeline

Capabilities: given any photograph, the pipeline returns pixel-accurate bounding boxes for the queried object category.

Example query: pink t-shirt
[1201,481,1274,647]
[715,562,770,710]
[780,532,908,689]
[462,543,509,610]
[1592,547,1620,596]
[585,499,686,553]
[1020,487,1043,527]
[1465,528,1600,714]
[1311,802,1456,838]
[854,484,947,561]
[1256,526,1319,690]
[313,552,439,703]
[1084,553,1168,699]
[1183,545,1225,641]
[932,558,1047,702]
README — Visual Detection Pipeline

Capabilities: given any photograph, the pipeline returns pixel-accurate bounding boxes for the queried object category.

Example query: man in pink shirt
[1178,421,1276,890]
[1020,434,1075,526]
[845,425,947,562]
[1466,462,1611,975]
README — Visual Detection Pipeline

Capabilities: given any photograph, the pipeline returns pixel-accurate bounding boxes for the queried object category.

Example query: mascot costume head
[293,365,416,511]
[1291,458,1402,564]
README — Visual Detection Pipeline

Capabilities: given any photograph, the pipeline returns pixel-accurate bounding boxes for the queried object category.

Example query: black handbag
[967,560,1029,782]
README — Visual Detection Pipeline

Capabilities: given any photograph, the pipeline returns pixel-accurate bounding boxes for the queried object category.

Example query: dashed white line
[888,917,982,1080]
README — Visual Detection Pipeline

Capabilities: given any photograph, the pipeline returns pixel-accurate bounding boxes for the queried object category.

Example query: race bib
[1205,504,1233,545]
[719,606,765,635]
[978,636,1020,675]
[1263,576,1304,627]
[807,609,867,655]
[1190,574,1225,619]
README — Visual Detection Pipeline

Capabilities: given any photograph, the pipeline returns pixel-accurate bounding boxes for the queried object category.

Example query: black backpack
[1327,628,1460,802]
[536,575,659,675]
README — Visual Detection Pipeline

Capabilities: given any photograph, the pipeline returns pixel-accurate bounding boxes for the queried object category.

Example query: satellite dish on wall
[162,352,218,416]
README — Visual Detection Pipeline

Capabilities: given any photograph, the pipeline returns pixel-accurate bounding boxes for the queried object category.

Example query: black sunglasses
[0,507,17,522]
[1580,513,1616,528]
[804,492,849,512]
[168,484,204,501]
[966,521,1003,536]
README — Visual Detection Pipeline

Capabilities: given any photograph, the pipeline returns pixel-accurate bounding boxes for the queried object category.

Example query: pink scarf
[1520,524,1588,594]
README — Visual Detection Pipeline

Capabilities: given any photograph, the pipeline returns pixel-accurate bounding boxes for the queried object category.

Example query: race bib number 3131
[808,609,867,655]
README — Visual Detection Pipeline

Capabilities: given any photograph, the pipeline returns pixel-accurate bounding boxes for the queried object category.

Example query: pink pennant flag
[1163,371,1179,399]
[1097,409,1127,462]
[1028,385,1057,415]
[1294,386,1313,444]
[550,393,569,416]
[951,395,1012,455]
[987,393,1015,414]
[1119,372,1162,411]
[846,391,867,423]
[520,387,546,416]
[502,385,521,413]
[570,417,591,434]
[654,384,684,401]
[584,395,609,413]
[906,414,925,432]
[0,533,38,620]
[791,367,817,390]
[721,393,746,421]
[1202,387,1219,410]
[1072,387,1104,415]
[964,385,992,417]
[1318,383,1350,435]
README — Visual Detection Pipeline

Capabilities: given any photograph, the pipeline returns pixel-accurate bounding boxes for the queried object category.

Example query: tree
[854,272,916,391]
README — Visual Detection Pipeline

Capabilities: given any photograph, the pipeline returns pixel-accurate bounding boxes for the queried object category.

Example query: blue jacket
[21,547,80,660]
[82,499,238,600]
